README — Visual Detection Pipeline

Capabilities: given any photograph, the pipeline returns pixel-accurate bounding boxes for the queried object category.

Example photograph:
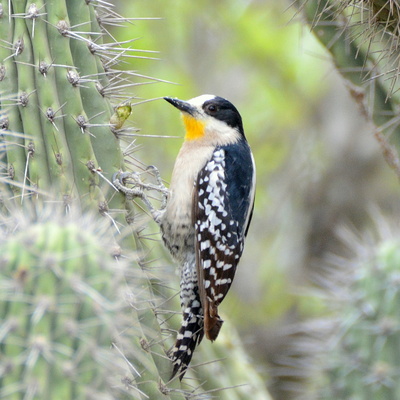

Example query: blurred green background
[111,1,400,398]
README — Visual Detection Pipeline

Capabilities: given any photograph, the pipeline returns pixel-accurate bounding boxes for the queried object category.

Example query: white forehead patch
[187,94,216,108]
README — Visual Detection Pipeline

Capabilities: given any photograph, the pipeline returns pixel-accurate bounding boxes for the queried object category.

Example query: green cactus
[0,0,135,212]
[0,206,140,399]
[0,202,273,400]
[316,237,400,400]
[300,0,400,169]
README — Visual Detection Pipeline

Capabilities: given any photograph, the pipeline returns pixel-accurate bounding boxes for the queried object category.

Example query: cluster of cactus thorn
[317,228,400,399]
[270,221,400,400]
[300,0,400,171]
[0,1,272,399]
[0,206,138,399]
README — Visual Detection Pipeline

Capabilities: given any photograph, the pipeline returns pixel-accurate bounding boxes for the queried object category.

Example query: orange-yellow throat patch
[182,115,205,140]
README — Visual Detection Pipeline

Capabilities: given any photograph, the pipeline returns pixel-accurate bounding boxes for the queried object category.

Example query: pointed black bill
[164,97,197,116]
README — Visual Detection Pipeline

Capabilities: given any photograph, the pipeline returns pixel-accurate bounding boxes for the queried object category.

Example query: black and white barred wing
[193,145,255,341]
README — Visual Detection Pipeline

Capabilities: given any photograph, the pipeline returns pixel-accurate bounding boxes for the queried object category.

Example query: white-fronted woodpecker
[162,94,256,379]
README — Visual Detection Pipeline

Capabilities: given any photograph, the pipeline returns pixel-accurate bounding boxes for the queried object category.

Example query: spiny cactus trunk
[0,202,273,399]
[0,202,196,399]
[317,231,400,399]
[0,208,134,399]
[299,0,400,175]
[0,0,130,213]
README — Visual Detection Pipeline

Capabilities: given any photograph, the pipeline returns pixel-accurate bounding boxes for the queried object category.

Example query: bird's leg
[113,165,168,224]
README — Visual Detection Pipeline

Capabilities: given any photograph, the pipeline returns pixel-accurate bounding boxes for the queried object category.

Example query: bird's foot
[113,166,168,224]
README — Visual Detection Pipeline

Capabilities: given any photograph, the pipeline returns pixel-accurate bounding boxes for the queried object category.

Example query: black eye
[207,104,217,113]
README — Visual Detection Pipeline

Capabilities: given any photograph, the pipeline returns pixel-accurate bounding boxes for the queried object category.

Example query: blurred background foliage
[112,1,400,398]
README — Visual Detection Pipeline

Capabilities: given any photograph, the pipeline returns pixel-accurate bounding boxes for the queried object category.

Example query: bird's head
[164,95,244,143]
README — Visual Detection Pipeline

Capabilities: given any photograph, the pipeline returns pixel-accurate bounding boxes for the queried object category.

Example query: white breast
[164,141,215,225]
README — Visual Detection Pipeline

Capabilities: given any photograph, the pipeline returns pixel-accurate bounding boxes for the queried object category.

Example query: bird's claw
[112,168,168,224]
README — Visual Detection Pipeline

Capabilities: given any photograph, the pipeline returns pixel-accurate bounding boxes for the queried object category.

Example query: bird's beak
[164,97,197,117]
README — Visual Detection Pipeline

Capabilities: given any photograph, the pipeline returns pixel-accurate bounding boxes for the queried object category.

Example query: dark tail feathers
[170,307,204,380]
